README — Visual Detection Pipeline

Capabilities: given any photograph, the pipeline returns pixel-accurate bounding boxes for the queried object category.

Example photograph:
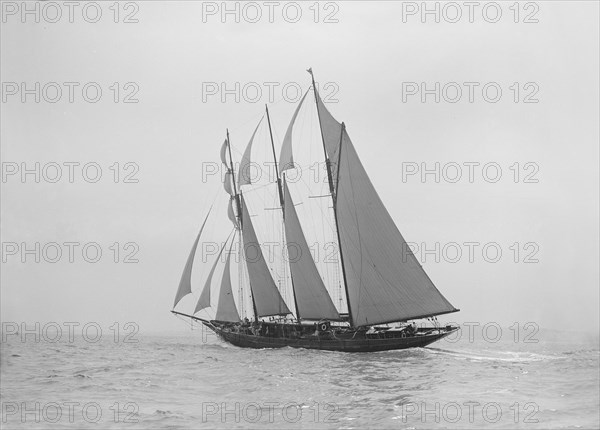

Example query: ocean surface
[1,325,598,429]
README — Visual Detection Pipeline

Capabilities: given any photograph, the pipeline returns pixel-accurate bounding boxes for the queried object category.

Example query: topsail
[238,117,263,187]
[279,90,309,173]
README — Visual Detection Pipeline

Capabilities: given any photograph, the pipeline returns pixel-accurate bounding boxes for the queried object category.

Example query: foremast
[224,130,259,322]
[265,104,301,321]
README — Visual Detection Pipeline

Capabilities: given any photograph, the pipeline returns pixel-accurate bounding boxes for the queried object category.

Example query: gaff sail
[315,91,458,326]
[283,180,340,321]
[241,195,291,317]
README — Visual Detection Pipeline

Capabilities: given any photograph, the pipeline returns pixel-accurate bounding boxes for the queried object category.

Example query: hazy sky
[1,1,598,335]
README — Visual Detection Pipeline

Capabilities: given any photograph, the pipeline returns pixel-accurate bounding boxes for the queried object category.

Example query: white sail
[238,117,263,187]
[227,197,239,229]
[283,180,340,320]
[215,239,241,322]
[241,195,291,317]
[279,90,309,173]
[223,170,234,196]
[173,207,212,308]
[220,139,228,166]
[194,240,227,314]
[318,101,458,326]
[315,90,342,187]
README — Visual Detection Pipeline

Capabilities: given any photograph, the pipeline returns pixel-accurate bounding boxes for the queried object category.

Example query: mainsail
[314,90,458,326]
[173,207,212,308]
[194,239,228,314]
[241,195,291,317]
[214,237,241,322]
[283,180,340,320]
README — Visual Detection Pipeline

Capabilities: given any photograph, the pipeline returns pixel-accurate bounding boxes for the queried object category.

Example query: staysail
[173,207,212,308]
[279,90,309,173]
[194,238,228,314]
[240,195,291,317]
[315,91,458,326]
[283,180,340,320]
[214,237,241,322]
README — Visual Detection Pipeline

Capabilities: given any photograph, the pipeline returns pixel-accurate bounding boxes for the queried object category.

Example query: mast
[310,70,354,327]
[225,130,258,322]
[265,105,285,208]
[226,129,243,229]
[266,104,301,321]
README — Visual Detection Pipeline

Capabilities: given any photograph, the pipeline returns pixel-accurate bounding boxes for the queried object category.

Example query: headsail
[238,117,263,187]
[215,236,241,322]
[279,90,309,173]
[241,195,291,317]
[173,206,212,308]
[283,180,340,320]
[317,97,458,326]
[194,237,228,314]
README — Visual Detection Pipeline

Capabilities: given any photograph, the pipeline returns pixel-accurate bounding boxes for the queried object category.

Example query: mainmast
[265,104,301,321]
[225,129,258,322]
[309,69,354,327]
[265,105,285,208]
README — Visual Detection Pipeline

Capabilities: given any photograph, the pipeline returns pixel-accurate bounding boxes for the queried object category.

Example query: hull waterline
[205,323,459,353]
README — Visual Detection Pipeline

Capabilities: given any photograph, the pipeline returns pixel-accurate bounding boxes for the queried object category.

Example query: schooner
[171,70,460,352]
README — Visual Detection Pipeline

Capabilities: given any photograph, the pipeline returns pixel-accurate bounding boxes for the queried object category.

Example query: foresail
[334,126,458,326]
[173,207,212,308]
[283,181,340,320]
[238,117,263,187]
[279,90,309,173]
[215,239,241,322]
[194,239,227,314]
[241,195,291,317]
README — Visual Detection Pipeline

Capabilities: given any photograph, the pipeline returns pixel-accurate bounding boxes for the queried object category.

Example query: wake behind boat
[171,69,460,352]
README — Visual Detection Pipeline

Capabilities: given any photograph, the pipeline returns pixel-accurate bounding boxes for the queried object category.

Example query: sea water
[1,325,598,429]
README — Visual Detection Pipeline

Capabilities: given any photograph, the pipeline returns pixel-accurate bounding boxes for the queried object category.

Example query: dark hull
[207,324,457,353]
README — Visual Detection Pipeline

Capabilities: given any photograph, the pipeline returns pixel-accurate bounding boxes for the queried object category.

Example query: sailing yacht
[171,70,460,352]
